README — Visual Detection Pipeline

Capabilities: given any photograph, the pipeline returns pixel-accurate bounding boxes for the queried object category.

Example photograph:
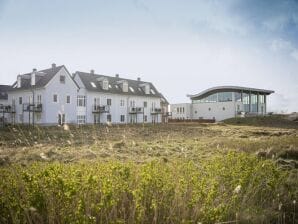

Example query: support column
[264,95,267,114]
[257,93,259,115]
[249,91,251,113]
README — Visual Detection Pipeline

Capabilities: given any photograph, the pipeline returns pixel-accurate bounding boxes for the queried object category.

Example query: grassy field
[0,116,297,223]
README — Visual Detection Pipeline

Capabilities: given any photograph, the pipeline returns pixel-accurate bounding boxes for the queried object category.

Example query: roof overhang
[187,86,274,100]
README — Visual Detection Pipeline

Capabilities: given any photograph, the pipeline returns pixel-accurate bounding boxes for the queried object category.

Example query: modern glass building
[171,86,274,121]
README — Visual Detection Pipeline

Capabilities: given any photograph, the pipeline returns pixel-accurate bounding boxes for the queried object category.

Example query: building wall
[192,101,236,121]
[8,89,45,124]
[7,67,78,125]
[81,91,162,124]
[43,67,78,125]
[170,103,192,119]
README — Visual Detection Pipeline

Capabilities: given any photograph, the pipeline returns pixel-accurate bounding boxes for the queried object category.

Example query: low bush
[0,152,295,224]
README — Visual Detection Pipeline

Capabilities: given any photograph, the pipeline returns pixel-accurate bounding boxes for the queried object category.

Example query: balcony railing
[129,107,144,114]
[92,105,110,113]
[164,112,172,117]
[22,103,42,112]
[150,108,162,114]
[0,104,16,113]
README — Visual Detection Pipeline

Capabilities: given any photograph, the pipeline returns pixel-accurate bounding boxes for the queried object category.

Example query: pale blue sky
[0,0,298,112]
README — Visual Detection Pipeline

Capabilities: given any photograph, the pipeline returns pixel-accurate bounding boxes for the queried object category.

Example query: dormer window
[103,80,109,90]
[150,89,156,95]
[90,82,97,88]
[145,84,150,94]
[60,75,65,84]
[129,86,135,93]
[122,81,128,92]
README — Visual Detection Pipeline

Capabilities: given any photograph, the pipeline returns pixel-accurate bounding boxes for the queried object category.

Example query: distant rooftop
[75,71,166,100]
[187,86,274,100]
[0,85,13,100]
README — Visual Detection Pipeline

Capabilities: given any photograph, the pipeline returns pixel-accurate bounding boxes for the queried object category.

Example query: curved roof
[187,86,274,100]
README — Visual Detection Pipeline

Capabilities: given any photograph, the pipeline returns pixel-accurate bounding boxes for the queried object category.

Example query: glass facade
[192,91,267,114]
[192,92,233,103]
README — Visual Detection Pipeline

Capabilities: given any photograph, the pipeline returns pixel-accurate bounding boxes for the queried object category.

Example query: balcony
[129,107,144,114]
[150,108,162,114]
[164,112,172,117]
[92,105,110,113]
[22,103,42,112]
[0,104,16,113]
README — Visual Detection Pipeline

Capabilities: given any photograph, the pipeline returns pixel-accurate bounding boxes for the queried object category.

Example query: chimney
[31,72,36,86]
[137,77,141,81]
[52,63,56,68]
[17,75,21,88]
[90,69,94,74]
[33,68,37,72]
[115,74,119,78]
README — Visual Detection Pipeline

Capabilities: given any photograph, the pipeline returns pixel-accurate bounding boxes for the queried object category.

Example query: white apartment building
[7,64,79,125]
[171,86,274,121]
[0,85,14,125]
[3,64,169,126]
[73,70,169,124]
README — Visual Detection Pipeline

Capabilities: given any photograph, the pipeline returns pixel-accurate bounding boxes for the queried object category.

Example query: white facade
[170,86,274,121]
[3,65,169,126]
[74,74,164,124]
[170,103,192,119]
[7,66,79,125]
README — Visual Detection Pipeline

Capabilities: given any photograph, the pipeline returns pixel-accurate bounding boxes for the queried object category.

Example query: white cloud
[290,49,298,61]
[262,15,289,32]
[270,39,293,52]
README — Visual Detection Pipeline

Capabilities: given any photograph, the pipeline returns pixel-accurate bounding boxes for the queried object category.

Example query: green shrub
[0,153,294,223]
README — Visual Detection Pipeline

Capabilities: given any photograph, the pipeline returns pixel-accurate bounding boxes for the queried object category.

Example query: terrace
[92,105,110,113]
[129,107,144,114]
[22,103,42,112]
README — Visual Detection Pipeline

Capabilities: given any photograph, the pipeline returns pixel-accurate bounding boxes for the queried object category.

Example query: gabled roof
[187,86,274,100]
[75,71,165,99]
[10,65,78,90]
[0,85,12,100]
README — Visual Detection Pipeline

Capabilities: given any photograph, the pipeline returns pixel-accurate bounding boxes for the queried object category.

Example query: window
[129,86,135,92]
[77,115,86,124]
[60,75,65,83]
[182,107,185,113]
[144,101,147,108]
[120,115,125,122]
[90,82,96,88]
[130,100,135,107]
[237,105,240,111]
[37,95,42,104]
[107,99,112,106]
[109,84,112,89]
[235,92,242,102]
[123,82,128,92]
[107,114,112,122]
[120,99,125,107]
[150,89,156,95]
[223,107,225,111]
[218,92,233,102]
[53,94,58,103]
[77,95,86,107]
[208,108,211,111]
[195,111,197,114]
[19,114,23,122]
[144,115,147,122]
[66,95,71,104]
[103,80,109,90]
[19,97,22,105]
